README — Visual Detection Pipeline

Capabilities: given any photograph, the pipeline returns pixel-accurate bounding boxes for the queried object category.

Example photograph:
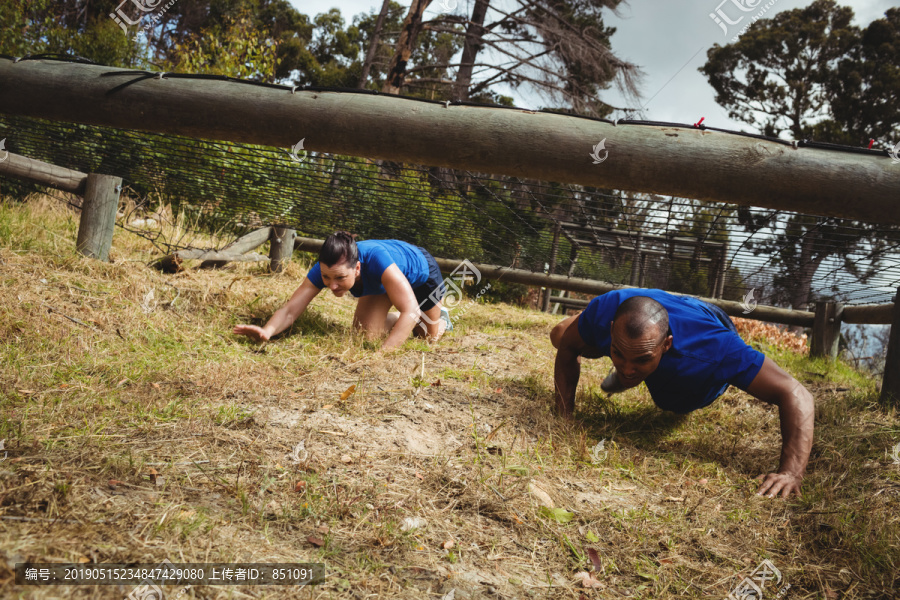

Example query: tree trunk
[359,0,392,89]
[790,226,823,312]
[788,224,826,333]
[382,0,433,94]
[454,0,490,102]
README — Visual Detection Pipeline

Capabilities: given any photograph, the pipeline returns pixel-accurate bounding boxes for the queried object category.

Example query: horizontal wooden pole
[1,59,898,224]
[842,303,894,325]
[175,249,267,262]
[0,150,88,194]
[551,296,589,308]
[199,226,272,268]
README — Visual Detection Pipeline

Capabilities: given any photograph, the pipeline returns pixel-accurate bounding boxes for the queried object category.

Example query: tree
[700,1,900,312]
[825,8,900,147]
[700,0,857,139]
[378,0,641,115]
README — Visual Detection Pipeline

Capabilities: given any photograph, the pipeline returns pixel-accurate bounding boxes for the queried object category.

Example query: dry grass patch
[0,196,898,599]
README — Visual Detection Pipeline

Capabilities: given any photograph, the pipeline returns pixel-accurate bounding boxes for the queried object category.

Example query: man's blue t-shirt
[306,240,430,297]
[577,289,765,414]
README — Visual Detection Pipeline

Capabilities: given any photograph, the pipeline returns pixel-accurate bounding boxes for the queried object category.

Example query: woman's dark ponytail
[319,231,359,267]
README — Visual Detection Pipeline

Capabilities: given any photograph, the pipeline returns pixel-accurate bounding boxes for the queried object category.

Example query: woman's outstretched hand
[233,325,271,343]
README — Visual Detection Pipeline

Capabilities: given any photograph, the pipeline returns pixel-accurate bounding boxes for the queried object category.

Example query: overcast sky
[293,0,895,134]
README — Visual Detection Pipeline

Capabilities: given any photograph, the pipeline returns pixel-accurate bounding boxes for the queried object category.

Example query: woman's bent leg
[353,294,394,338]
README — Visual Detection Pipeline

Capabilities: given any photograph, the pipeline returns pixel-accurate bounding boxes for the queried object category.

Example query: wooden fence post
[880,289,900,405]
[269,227,295,273]
[75,173,122,261]
[810,301,843,359]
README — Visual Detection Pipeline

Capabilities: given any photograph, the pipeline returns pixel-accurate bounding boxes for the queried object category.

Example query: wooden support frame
[0,150,121,261]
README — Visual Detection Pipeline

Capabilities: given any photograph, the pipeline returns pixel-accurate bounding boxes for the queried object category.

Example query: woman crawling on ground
[233,231,451,351]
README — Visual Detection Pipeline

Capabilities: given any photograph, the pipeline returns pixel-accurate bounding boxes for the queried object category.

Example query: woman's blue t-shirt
[577,289,765,413]
[306,240,429,297]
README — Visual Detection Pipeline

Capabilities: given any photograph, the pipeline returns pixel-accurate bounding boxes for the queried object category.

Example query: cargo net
[1,112,899,307]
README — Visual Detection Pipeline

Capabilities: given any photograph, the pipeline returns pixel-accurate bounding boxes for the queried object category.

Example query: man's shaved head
[613,296,669,343]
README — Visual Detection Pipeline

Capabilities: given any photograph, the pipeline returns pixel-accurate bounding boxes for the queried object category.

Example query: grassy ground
[0,195,899,599]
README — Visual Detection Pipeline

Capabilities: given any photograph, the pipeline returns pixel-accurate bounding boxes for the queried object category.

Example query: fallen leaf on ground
[529,482,554,508]
[295,481,307,492]
[340,454,353,464]
[340,385,356,401]
[539,506,574,523]
[442,540,455,550]
[585,531,599,543]
[586,547,602,572]
[573,571,604,589]
[321,404,334,410]
[431,379,441,386]
[307,536,325,547]
[317,525,330,534]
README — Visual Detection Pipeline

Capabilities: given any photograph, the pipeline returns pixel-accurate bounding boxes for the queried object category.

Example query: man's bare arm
[745,356,815,498]
[553,316,589,418]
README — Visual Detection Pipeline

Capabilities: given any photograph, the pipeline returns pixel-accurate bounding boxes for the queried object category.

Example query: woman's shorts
[412,247,446,311]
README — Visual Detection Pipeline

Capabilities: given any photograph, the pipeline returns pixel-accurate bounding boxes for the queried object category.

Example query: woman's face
[320,261,360,297]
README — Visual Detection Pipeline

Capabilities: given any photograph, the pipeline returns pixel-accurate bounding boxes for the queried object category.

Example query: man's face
[320,261,360,297]
[608,320,672,388]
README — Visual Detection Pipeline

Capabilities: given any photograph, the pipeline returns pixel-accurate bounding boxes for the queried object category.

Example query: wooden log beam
[0,151,88,194]
[199,226,272,269]
[177,249,268,262]
[551,296,590,309]
[1,59,898,224]
[843,303,894,325]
